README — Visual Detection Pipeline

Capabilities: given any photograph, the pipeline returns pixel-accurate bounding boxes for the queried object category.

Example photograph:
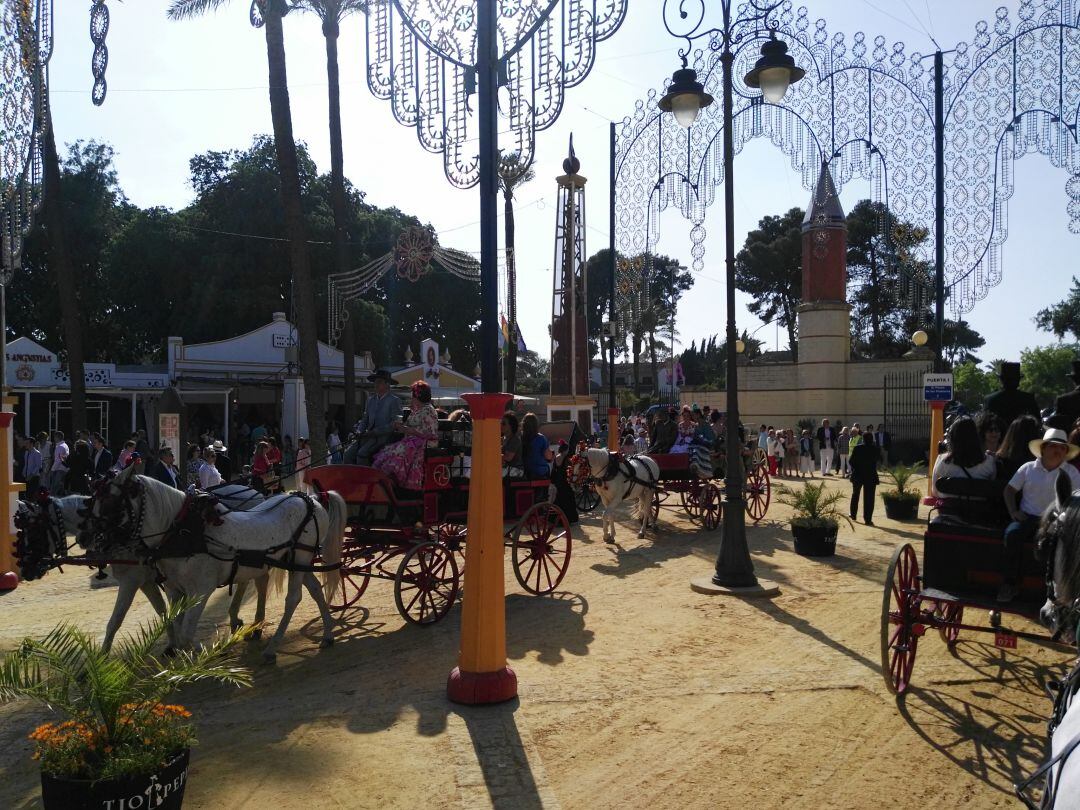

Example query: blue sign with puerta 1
[923,373,954,402]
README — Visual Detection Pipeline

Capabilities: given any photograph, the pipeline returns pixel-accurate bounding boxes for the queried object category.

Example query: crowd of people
[13,419,314,499]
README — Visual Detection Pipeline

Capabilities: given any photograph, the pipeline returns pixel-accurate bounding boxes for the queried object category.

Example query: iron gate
[883,369,929,463]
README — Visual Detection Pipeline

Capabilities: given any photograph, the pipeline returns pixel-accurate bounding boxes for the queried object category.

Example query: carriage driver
[345,369,403,465]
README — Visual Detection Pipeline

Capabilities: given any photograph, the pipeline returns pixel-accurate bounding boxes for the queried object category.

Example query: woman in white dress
[199,448,223,489]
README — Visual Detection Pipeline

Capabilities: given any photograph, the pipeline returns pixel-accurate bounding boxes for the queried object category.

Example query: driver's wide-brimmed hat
[368,368,399,385]
[1029,428,1080,461]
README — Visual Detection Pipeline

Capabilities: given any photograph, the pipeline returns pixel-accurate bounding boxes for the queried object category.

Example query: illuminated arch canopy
[615,0,1080,329]
[0,0,51,281]
[363,0,627,188]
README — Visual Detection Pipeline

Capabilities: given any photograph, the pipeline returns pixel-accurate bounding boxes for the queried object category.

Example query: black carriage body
[922,478,1044,612]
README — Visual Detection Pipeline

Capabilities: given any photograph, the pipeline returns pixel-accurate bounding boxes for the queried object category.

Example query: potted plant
[881,462,926,520]
[777,482,854,557]
[0,602,252,810]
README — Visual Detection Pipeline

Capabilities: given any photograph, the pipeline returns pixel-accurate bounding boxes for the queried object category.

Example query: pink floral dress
[373,404,439,490]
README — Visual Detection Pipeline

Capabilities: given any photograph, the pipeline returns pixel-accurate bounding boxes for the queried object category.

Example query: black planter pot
[792,523,838,557]
[883,496,919,521]
[41,749,189,810]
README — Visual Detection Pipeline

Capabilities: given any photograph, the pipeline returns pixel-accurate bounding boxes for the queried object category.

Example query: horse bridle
[13,495,75,580]
[1036,506,1080,644]
[85,475,147,553]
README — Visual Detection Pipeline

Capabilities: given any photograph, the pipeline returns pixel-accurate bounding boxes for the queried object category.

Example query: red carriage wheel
[938,601,963,647]
[681,479,703,518]
[700,483,722,530]
[745,466,770,523]
[437,522,467,577]
[651,490,662,523]
[880,543,923,695]
[394,541,459,625]
[325,544,371,611]
[512,502,572,595]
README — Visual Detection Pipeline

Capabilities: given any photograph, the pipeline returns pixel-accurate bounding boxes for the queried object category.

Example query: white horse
[74,482,271,648]
[1023,472,1080,806]
[585,447,660,542]
[85,463,346,662]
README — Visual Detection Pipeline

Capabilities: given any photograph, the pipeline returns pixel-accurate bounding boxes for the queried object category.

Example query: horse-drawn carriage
[305,419,571,626]
[648,451,771,530]
[569,422,771,530]
[880,476,1073,696]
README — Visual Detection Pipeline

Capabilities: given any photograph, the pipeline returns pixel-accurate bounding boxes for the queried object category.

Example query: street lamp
[659,0,803,595]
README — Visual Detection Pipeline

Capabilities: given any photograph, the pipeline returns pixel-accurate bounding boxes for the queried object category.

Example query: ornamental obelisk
[547,136,594,434]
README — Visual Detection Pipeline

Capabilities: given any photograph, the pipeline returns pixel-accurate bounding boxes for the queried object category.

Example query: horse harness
[90,477,340,583]
[599,452,658,501]
[1015,659,1080,809]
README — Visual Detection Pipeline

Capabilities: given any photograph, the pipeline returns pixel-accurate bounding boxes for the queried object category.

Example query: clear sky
[45,1,1077,366]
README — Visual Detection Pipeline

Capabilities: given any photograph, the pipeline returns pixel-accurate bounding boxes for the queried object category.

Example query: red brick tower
[796,163,850,417]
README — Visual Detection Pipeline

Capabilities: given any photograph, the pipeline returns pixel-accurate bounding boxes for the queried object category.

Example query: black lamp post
[658,1,804,591]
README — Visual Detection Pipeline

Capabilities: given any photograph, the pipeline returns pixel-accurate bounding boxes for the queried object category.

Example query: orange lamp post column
[927,400,945,497]
[607,407,619,452]
[0,408,21,590]
[447,392,517,704]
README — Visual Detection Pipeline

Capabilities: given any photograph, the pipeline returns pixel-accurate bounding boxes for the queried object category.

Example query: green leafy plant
[882,462,926,502]
[776,482,854,530]
[0,601,252,780]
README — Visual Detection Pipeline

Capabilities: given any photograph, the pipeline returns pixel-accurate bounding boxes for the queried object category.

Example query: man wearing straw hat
[998,428,1080,602]
[345,369,402,465]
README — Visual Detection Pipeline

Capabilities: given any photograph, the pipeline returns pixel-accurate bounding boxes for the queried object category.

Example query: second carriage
[307,420,571,627]
[569,428,771,528]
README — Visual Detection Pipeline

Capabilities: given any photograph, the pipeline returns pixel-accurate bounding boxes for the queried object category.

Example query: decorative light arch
[615,0,1080,331]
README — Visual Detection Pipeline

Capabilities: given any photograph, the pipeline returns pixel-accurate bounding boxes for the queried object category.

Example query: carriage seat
[932,476,1010,527]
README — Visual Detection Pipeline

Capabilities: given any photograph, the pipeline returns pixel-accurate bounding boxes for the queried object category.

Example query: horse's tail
[320,490,347,603]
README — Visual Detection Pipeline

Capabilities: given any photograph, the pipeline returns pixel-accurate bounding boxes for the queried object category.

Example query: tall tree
[846,200,933,358]
[1035,276,1080,342]
[169,0,327,461]
[293,0,368,428]
[734,207,803,359]
[40,119,88,434]
[1020,343,1079,407]
[497,151,535,393]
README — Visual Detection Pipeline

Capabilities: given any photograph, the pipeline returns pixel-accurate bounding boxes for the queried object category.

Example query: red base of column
[0,571,18,591]
[447,665,518,705]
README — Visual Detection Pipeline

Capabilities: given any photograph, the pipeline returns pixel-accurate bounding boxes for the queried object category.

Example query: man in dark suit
[648,407,678,454]
[149,446,181,489]
[815,418,837,475]
[872,422,892,467]
[985,361,1041,430]
[1049,359,1080,430]
[90,434,113,479]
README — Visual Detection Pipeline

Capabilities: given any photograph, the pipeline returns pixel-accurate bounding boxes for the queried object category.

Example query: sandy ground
[0,473,1072,809]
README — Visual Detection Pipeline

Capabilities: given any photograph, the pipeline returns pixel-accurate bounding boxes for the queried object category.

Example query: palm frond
[147,626,254,693]
[166,0,234,21]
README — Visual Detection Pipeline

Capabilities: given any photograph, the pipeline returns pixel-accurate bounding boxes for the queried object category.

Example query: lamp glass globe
[912,330,929,347]
[735,339,746,354]
[671,93,701,128]
[758,67,791,103]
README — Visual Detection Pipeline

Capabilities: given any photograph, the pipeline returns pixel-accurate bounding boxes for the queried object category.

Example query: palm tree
[293,0,368,429]
[168,0,327,462]
[41,112,88,436]
[497,152,535,393]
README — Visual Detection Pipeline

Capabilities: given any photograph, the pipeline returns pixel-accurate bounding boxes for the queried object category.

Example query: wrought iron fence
[883,369,929,463]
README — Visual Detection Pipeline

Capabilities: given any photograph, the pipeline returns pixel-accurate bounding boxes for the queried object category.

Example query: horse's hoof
[604,536,615,544]
[230,622,243,634]
[261,651,277,664]
[250,629,263,641]
[319,637,334,649]
[163,646,177,658]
